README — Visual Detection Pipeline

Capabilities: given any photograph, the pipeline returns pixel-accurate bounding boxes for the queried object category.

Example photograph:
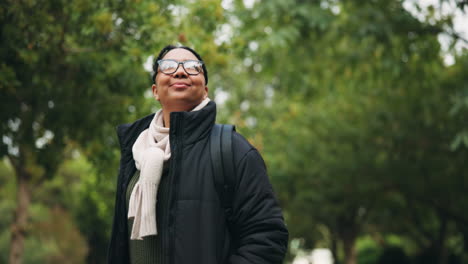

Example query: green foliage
[1,0,467,263]
[356,237,381,264]
[0,159,88,263]
[0,0,158,179]
[0,159,15,263]
[222,0,468,263]
[447,54,468,150]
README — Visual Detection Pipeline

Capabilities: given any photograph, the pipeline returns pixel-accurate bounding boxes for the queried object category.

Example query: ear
[152,84,159,101]
[203,86,209,99]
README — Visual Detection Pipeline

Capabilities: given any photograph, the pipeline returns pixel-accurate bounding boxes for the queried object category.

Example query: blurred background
[1,0,467,263]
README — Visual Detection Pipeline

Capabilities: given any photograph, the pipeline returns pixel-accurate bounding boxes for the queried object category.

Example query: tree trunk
[9,168,31,264]
[343,232,357,264]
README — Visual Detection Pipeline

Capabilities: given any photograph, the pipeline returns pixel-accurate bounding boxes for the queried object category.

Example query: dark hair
[152,45,208,85]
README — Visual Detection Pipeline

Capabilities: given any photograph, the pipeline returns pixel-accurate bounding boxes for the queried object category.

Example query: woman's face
[152,48,208,112]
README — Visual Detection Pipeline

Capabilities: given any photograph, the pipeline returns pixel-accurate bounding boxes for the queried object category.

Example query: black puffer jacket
[107,101,288,264]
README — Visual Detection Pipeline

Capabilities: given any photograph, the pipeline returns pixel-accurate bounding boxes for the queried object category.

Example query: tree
[1,0,241,262]
[0,0,172,262]
[221,0,468,263]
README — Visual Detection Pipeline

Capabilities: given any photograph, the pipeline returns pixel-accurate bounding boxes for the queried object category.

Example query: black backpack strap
[210,124,236,211]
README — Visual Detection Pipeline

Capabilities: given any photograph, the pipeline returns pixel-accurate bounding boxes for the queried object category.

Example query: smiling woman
[152,48,209,127]
[107,45,288,264]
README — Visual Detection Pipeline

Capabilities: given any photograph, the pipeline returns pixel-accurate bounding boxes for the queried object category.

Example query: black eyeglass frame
[156,59,204,76]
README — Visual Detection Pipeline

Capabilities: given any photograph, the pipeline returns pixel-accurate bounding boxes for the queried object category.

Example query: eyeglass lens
[159,60,202,75]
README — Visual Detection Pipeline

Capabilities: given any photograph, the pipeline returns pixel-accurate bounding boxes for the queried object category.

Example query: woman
[107,45,288,264]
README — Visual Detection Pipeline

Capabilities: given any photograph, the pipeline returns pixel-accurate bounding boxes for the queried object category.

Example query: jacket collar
[117,101,217,153]
[169,100,216,145]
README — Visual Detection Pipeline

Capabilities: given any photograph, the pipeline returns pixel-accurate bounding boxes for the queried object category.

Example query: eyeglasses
[157,59,204,76]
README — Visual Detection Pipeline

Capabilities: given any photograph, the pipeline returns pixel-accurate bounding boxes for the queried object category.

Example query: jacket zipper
[166,114,183,264]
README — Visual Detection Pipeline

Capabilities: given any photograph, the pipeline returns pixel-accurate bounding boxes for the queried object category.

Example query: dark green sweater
[126,164,170,264]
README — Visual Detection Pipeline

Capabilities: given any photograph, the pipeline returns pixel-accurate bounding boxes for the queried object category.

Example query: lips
[171,82,191,88]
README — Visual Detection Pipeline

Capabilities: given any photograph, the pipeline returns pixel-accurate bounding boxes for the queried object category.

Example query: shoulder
[232,131,254,153]
[232,131,265,167]
[116,113,154,151]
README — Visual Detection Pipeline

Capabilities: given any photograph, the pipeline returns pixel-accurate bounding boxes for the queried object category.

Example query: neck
[163,111,171,128]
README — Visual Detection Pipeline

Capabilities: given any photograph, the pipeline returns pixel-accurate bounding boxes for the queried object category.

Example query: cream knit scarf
[128,98,210,240]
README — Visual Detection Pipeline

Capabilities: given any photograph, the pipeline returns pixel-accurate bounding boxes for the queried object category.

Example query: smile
[171,82,191,88]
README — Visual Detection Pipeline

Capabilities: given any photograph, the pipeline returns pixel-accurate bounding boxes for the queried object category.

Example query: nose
[173,63,188,78]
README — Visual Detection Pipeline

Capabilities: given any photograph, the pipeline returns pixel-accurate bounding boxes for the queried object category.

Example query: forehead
[162,48,198,61]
